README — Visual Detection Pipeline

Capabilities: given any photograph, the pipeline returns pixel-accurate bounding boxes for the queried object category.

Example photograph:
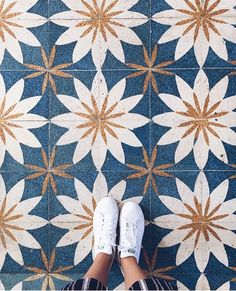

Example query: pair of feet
[93,197,145,265]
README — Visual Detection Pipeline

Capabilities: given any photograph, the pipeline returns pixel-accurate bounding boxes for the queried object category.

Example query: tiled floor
[0,0,236,290]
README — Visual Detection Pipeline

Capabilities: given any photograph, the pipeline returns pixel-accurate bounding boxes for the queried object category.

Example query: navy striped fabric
[62,276,177,290]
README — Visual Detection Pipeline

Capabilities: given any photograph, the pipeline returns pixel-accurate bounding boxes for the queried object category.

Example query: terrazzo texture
[0,0,236,290]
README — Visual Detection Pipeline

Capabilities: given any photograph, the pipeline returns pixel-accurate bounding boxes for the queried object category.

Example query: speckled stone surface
[0,0,236,290]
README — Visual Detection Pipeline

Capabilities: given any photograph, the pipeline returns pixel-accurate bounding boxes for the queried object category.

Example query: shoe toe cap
[96,197,118,215]
[121,202,144,222]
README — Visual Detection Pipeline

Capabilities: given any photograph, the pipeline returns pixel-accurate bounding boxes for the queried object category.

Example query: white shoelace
[98,215,116,248]
[119,221,137,253]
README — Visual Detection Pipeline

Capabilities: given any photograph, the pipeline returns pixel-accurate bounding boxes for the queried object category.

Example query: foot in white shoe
[118,202,145,262]
[93,197,119,260]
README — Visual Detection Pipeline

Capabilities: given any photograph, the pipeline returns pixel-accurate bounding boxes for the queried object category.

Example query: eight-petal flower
[126,45,174,94]
[0,74,47,167]
[142,248,176,280]
[126,144,174,195]
[50,0,148,67]
[154,172,236,272]
[153,0,236,66]
[152,70,236,169]
[0,175,47,270]
[52,73,149,170]
[24,46,73,95]
[25,146,73,195]
[25,248,73,291]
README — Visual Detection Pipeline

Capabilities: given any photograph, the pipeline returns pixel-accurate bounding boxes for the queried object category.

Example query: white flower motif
[0,175,47,270]
[50,0,148,67]
[108,179,143,209]
[0,0,46,64]
[0,280,23,291]
[152,0,236,66]
[50,172,143,265]
[177,273,230,290]
[52,73,149,170]
[0,74,47,166]
[114,281,126,290]
[154,172,236,272]
[0,280,23,290]
[152,70,236,169]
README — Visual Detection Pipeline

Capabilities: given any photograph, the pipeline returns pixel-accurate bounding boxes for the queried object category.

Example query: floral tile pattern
[0,0,236,290]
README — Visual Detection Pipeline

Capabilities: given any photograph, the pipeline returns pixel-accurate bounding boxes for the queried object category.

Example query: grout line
[0,169,236,173]
[0,67,235,72]
[149,15,152,224]
[19,16,236,20]
[48,17,149,20]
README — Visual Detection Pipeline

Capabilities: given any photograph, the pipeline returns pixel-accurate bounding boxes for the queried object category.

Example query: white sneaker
[93,197,119,260]
[118,202,145,262]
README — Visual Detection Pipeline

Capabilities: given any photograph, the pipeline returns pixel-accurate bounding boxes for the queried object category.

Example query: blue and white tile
[1,0,236,289]
[151,69,236,170]
[49,21,96,71]
[0,19,48,69]
[0,174,49,273]
[151,20,199,69]
[101,19,150,70]
[0,73,48,169]
[152,171,236,274]
[151,0,236,68]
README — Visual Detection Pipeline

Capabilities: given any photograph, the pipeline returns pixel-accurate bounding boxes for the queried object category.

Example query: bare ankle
[95,252,112,262]
[121,256,138,266]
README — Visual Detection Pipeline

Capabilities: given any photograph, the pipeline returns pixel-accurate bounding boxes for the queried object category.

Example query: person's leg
[118,202,146,290]
[84,253,112,287]
[84,196,118,287]
[62,197,119,290]
[120,256,147,289]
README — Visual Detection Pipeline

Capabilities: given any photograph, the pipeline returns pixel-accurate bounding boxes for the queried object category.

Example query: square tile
[151,170,199,220]
[150,69,199,117]
[152,170,236,273]
[102,19,151,70]
[151,20,199,69]
[151,0,236,68]
[100,121,150,171]
[0,1,48,22]
[102,69,150,113]
[0,123,49,172]
[49,71,97,119]
[0,223,50,273]
[23,242,75,290]
[49,21,97,70]
[151,68,236,171]
[0,70,49,118]
[0,20,49,70]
